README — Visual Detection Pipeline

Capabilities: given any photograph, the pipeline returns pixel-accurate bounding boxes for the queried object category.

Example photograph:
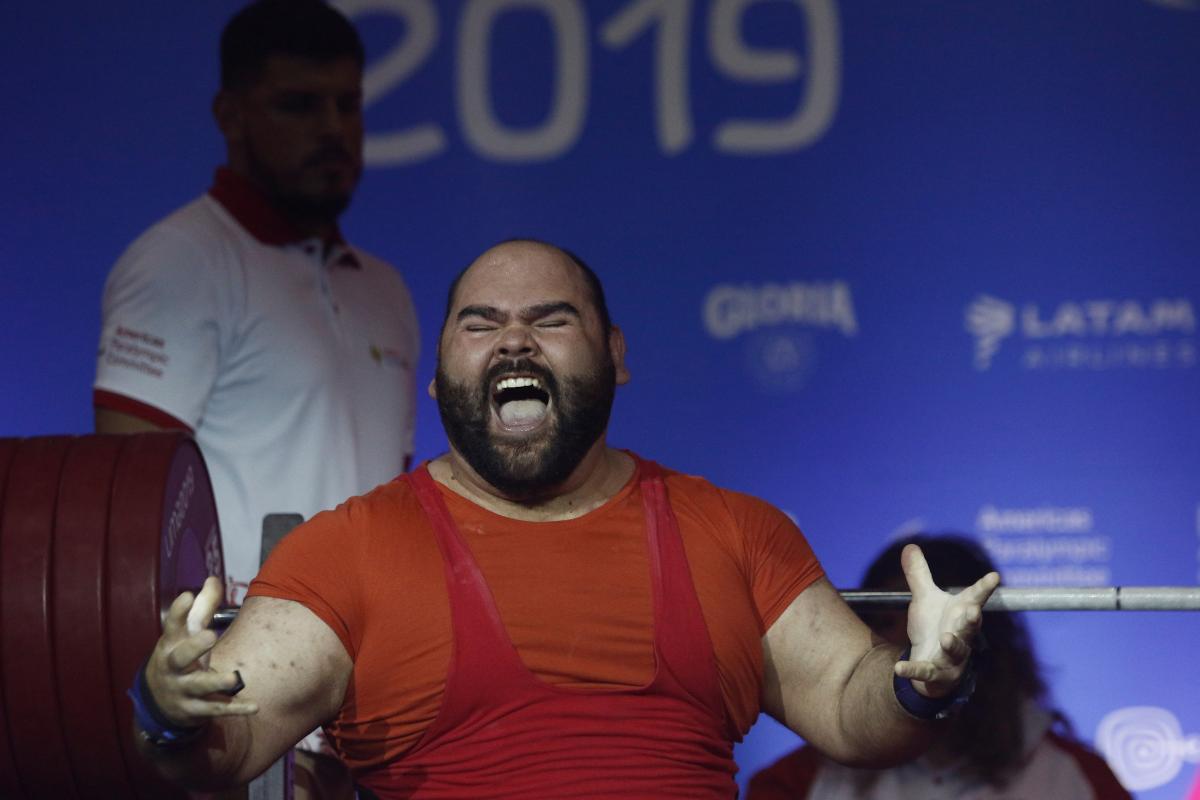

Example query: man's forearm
[831,642,939,767]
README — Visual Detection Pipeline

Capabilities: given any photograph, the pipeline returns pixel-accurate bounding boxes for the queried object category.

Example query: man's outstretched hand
[144,575,258,729]
[893,544,1000,698]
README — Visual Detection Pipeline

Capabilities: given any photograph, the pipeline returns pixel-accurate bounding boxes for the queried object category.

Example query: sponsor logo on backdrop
[975,504,1111,585]
[1096,706,1200,792]
[964,295,1197,371]
[704,281,858,340]
[703,281,857,393]
[741,331,819,394]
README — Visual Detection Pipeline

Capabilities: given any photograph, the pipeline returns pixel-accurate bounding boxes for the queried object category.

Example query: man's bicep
[209,596,352,781]
[760,577,875,746]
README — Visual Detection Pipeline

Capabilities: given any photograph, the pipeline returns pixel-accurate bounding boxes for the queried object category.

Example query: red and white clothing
[747,702,1131,800]
[248,455,825,796]
[95,168,419,606]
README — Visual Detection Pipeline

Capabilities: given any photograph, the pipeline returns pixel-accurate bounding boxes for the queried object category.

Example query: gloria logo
[1096,706,1200,791]
[702,281,856,394]
[964,294,1197,371]
[703,281,857,340]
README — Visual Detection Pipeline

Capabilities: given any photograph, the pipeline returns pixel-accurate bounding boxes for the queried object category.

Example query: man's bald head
[441,239,613,340]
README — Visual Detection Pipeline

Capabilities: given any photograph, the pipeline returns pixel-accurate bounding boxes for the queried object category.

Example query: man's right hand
[135,584,350,790]
[145,575,258,729]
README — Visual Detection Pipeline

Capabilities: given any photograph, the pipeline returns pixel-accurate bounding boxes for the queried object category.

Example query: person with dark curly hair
[748,534,1131,800]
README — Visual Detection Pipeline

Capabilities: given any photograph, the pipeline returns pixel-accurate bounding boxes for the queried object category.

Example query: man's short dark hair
[442,240,614,336]
[220,0,365,90]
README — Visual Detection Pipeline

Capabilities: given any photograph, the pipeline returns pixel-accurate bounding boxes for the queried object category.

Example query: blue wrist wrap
[892,646,975,721]
[127,661,204,747]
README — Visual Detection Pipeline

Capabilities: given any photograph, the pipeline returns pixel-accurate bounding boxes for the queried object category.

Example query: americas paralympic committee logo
[1096,706,1200,792]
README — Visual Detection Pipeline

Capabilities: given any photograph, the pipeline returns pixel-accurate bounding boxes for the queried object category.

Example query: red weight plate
[53,435,136,799]
[107,432,224,800]
[0,438,26,800]
[0,435,80,799]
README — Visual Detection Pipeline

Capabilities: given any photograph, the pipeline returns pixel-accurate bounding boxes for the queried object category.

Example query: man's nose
[315,98,348,137]
[495,325,538,359]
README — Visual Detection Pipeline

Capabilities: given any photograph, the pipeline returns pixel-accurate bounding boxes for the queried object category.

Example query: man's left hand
[894,543,1000,698]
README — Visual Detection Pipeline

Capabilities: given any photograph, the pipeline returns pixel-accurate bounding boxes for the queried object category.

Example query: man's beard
[435,356,616,499]
[246,139,358,222]
[270,183,353,222]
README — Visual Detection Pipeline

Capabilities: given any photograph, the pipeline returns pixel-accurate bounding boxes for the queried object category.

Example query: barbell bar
[842,587,1200,611]
[204,586,1200,627]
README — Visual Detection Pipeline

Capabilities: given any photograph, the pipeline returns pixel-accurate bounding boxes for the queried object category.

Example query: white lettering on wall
[1022,299,1196,338]
[704,281,857,339]
[976,504,1094,533]
[966,294,1197,371]
[458,0,589,161]
[709,0,840,153]
[337,0,842,164]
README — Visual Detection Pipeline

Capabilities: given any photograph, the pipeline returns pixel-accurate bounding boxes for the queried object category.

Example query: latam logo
[703,281,857,340]
[965,295,1197,371]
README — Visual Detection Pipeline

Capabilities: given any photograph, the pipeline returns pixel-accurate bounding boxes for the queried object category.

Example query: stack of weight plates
[0,432,224,799]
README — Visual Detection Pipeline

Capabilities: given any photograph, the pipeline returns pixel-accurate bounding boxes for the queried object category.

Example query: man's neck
[429,446,635,522]
[288,215,336,242]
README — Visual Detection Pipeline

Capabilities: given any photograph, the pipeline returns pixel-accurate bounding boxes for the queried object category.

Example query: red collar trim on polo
[207,167,360,268]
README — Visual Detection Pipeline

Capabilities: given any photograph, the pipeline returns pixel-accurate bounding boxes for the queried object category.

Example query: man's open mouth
[491,375,551,431]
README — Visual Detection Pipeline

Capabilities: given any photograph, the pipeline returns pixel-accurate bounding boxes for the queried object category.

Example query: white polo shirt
[95,168,419,605]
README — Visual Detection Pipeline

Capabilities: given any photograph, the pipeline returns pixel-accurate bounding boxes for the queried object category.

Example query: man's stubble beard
[435,356,617,500]
[244,135,358,223]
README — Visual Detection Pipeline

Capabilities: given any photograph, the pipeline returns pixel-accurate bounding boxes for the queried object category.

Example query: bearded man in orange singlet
[131,239,999,798]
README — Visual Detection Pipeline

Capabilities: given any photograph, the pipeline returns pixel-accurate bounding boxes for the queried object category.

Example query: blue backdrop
[4,1,1199,796]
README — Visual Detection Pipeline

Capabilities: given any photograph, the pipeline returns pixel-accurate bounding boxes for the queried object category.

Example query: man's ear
[428,377,437,399]
[609,325,630,385]
[212,90,243,142]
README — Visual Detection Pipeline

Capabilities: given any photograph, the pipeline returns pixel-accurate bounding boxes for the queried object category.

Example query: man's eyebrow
[456,305,506,323]
[455,302,580,324]
[522,302,581,321]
